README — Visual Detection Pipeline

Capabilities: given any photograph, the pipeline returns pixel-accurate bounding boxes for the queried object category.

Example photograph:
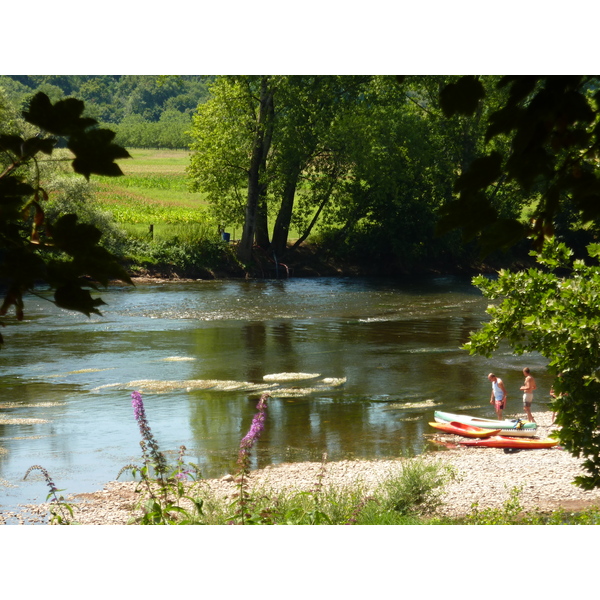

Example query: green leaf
[454,152,503,194]
[51,213,102,253]
[0,134,25,155]
[22,136,56,157]
[54,284,106,317]
[439,76,486,118]
[68,129,131,179]
[22,92,97,136]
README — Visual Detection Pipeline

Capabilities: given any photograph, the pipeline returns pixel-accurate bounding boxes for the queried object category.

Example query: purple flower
[131,390,145,422]
[130,390,167,478]
[237,393,269,471]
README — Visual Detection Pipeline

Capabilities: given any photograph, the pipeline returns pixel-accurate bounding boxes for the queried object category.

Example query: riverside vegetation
[22,391,600,525]
[49,148,243,280]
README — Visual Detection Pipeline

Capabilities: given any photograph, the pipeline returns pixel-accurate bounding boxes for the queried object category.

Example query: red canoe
[429,421,502,438]
[458,436,559,449]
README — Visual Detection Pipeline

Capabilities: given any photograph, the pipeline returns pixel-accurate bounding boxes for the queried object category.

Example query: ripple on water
[263,372,321,381]
[0,402,66,408]
[383,399,442,410]
[0,418,50,424]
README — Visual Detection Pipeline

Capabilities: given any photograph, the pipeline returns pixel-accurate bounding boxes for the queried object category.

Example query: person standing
[520,367,537,422]
[488,373,507,420]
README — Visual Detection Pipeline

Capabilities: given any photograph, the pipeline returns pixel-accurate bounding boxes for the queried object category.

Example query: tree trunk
[254,188,270,249]
[271,165,301,259]
[238,78,275,264]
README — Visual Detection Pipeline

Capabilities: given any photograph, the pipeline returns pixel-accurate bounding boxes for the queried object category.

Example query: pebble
[5,411,600,524]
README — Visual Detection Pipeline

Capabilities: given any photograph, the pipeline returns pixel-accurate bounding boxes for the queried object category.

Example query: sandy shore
[8,411,600,524]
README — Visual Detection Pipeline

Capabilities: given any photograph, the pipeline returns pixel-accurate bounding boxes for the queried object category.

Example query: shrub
[376,459,456,517]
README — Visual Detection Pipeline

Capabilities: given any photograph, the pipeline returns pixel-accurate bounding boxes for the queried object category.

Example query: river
[0,276,550,517]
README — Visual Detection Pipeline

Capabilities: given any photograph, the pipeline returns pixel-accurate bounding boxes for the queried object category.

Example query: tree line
[0,75,211,149]
[187,76,534,268]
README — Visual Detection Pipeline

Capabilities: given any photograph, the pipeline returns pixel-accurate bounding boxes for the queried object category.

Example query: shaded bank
[125,240,535,281]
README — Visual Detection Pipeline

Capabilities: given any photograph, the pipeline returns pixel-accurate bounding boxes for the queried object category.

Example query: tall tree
[239,76,275,263]
[437,75,600,488]
[188,75,372,265]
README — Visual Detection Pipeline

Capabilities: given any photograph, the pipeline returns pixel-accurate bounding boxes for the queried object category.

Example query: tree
[465,239,600,489]
[0,92,132,347]
[187,75,372,265]
[309,76,516,270]
[239,76,275,262]
[438,76,600,488]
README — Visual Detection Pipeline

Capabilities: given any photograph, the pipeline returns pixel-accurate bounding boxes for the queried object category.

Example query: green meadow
[94,148,303,244]
[94,149,216,241]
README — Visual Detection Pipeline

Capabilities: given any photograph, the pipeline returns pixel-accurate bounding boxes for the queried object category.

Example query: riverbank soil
[124,240,531,282]
[7,411,600,525]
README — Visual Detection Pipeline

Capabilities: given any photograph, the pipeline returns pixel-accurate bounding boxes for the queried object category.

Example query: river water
[0,276,551,517]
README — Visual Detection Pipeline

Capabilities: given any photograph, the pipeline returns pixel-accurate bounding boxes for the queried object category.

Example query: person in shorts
[520,367,537,422]
[488,373,507,420]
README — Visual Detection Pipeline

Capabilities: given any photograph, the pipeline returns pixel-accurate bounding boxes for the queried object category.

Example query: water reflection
[0,276,551,514]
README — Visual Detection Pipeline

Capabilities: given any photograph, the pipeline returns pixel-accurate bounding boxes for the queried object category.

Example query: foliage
[43,174,130,256]
[437,75,600,255]
[200,455,454,526]
[464,238,600,489]
[377,458,456,516]
[188,75,521,272]
[187,76,374,264]
[23,465,75,525]
[0,92,132,347]
[434,485,600,525]
[460,486,524,525]
[117,392,204,525]
[0,76,211,149]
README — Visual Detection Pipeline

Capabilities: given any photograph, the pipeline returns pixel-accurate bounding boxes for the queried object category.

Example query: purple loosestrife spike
[131,391,146,424]
[237,393,269,470]
[131,390,168,478]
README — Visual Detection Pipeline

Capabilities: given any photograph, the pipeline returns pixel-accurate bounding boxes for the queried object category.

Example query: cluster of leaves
[117,444,205,525]
[0,92,133,346]
[23,465,75,525]
[188,75,515,271]
[117,392,204,525]
[465,239,600,488]
[438,75,600,255]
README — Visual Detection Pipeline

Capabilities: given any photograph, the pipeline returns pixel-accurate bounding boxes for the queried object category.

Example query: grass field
[94,148,299,243]
[94,149,212,230]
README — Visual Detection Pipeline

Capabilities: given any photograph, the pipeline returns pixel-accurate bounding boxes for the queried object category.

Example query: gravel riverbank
[7,411,600,525]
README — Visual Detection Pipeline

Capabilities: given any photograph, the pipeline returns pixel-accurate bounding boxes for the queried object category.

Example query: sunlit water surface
[0,276,550,518]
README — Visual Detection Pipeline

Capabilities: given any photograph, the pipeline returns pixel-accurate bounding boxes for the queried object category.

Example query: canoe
[458,436,559,449]
[434,411,538,437]
[429,421,502,438]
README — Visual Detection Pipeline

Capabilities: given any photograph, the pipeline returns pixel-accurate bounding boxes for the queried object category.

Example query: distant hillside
[0,75,213,149]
